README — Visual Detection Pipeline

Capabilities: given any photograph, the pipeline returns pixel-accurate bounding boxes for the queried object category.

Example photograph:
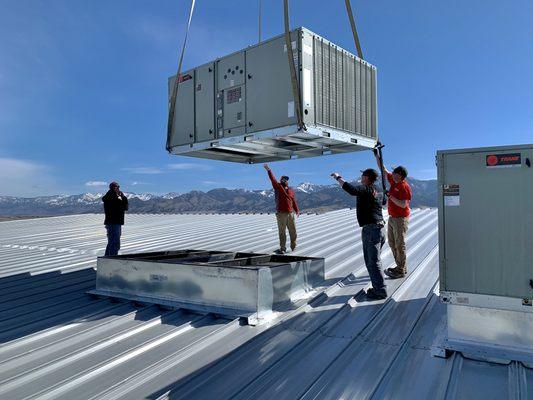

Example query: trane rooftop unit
[166,27,378,163]
[434,144,533,363]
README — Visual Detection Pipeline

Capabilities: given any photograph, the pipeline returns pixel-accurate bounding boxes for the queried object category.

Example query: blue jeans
[105,224,122,256]
[362,224,386,295]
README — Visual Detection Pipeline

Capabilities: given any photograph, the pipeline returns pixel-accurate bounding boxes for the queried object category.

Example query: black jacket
[342,182,384,227]
[102,190,129,225]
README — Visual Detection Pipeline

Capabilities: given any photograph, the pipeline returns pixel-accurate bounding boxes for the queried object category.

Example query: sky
[0,0,532,197]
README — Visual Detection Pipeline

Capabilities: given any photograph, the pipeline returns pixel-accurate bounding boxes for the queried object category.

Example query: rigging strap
[344,0,364,59]
[166,0,196,152]
[283,0,306,132]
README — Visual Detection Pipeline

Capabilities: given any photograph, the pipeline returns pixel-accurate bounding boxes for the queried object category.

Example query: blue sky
[1,0,532,197]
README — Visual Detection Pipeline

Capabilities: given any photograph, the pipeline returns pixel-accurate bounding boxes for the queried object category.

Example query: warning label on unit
[486,153,522,168]
[443,184,460,207]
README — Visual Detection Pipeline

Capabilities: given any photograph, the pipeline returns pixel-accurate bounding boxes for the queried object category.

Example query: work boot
[290,243,297,252]
[274,249,286,255]
[365,287,387,300]
[384,267,406,279]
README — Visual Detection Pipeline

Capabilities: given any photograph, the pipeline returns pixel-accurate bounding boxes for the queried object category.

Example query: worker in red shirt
[374,152,412,279]
[264,164,300,254]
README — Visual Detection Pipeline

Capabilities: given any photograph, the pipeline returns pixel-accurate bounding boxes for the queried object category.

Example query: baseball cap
[393,166,408,178]
[361,168,379,182]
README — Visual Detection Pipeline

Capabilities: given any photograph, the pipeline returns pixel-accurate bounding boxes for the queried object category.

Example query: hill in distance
[0,178,437,217]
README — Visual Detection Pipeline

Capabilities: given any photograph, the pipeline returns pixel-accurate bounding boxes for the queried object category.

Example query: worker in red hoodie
[264,164,300,254]
[374,151,412,279]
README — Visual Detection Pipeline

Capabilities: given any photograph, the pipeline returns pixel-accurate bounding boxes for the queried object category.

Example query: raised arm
[263,164,281,190]
[331,173,366,196]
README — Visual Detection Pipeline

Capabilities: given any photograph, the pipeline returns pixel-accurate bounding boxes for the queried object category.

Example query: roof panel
[0,210,530,399]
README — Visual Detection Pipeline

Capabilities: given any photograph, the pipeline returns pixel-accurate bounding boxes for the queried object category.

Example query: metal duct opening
[90,249,326,325]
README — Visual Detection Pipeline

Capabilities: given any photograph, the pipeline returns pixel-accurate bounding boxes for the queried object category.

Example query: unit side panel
[336,47,344,131]
[195,63,215,142]
[246,33,298,133]
[355,61,361,134]
[437,153,447,292]
[343,52,355,132]
[314,37,323,126]
[223,84,246,135]
[371,67,378,139]
[169,74,194,146]
[329,43,337,129]
[365,65,372,137]
[217,53,245,91]
[360,60,367,136]
[322,42,331,126]
[301,30,315,127]
[441,148,533,298]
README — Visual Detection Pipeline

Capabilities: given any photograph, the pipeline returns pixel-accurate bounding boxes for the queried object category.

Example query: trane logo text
[500,156,519,162]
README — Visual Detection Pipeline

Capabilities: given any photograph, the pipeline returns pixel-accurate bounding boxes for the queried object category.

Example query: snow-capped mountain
[0,179,437,216]
[161,192,180,199]
[296,182,331,193]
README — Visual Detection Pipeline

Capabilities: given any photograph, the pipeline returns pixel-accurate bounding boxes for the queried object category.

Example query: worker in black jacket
[102,181,129,256]
[331,169,387,300]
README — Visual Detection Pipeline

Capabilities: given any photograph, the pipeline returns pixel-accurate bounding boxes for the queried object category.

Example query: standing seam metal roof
[0,209,531,399]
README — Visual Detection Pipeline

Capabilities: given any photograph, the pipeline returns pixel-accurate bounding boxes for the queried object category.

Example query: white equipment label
[443,184,460,206]
[288,101,295,118]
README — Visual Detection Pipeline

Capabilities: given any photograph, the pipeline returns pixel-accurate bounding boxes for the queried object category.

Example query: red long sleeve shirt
[267,170,300,214]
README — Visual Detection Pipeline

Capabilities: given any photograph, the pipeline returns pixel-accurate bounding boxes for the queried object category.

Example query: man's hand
[372,147,378,156]
[263,163,270,171]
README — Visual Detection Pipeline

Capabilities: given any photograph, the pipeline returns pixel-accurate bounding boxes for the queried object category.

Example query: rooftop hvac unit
[89,250,325,325]
[433,144,533,363]
[166,27,378,163]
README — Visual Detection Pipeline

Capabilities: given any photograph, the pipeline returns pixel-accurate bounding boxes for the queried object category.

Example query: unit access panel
[437,144,533,299]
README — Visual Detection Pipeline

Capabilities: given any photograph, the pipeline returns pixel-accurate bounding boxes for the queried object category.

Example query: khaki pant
[276,212,297,251]
[387,217,409,273]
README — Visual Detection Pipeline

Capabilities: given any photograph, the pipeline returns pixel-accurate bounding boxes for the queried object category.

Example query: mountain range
[0,179,437,217]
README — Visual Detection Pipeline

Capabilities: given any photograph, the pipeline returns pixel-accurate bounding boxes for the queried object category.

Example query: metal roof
[0,209,531,399]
